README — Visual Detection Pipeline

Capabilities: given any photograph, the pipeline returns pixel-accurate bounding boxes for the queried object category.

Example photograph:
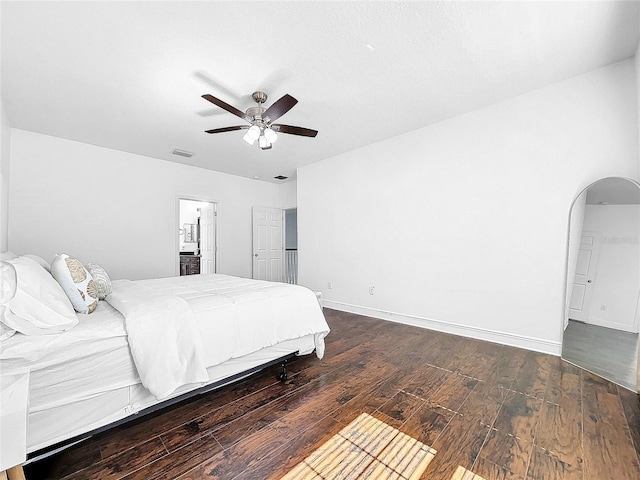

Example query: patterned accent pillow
[51,254,99,314]
[85,263,112,300]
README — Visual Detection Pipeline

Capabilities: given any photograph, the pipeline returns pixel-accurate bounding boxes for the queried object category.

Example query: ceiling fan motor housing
[247,92,268,124]
[246,106,266,119]
[251,91,268,104]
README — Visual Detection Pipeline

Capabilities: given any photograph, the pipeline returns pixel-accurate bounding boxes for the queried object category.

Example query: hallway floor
[562,319,638,391]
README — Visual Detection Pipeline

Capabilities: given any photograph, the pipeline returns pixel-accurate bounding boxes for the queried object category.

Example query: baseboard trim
[323,300,562,356]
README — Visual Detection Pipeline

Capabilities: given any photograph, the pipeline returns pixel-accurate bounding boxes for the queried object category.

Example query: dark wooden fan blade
[271,124,318,137]
[262,94,298,123]
[202,94,252,122]
[205,125,249,134]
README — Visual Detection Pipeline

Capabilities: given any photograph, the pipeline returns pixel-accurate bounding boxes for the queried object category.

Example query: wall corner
[0,97,11,252]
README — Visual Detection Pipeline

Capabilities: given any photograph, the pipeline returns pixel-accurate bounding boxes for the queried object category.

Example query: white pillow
[85,263,112,300]
[23,254,51,272]
[0,261,18,340]
[3,256,78,335]
[0,251,18,261]
[51,254,99,314]
[0,260,17,304]
[0,320,15,341]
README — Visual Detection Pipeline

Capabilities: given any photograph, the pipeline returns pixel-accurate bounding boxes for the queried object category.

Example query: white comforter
[107,280,209,399]
[107,274,329,399]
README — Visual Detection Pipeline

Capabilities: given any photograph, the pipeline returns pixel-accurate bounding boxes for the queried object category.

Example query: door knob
[587,280,592,283]
[254,254,258,257]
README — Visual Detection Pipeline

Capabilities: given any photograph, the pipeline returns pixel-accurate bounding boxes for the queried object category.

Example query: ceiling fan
[202,91,318,150]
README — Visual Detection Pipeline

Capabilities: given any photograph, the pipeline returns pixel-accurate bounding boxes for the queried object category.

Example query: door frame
[175,195,220,276]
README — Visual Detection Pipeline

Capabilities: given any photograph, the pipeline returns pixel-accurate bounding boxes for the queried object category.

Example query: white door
[568,231,599,322]
[252,207,283,281]
[199,203,216,274]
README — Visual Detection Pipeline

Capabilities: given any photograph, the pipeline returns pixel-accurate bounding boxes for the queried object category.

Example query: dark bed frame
[26,351,297,464]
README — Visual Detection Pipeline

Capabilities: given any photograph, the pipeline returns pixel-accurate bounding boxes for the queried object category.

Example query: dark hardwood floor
[26,309,640,479]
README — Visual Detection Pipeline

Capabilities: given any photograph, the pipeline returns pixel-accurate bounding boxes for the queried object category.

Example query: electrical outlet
[600,304,606,311]
[327,281,332,289]
[369,286,375,295]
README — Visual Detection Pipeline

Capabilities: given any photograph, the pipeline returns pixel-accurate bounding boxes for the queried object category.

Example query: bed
[0,260,330,462]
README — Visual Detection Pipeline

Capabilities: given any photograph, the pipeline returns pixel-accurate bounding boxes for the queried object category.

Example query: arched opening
[562,177,640,391]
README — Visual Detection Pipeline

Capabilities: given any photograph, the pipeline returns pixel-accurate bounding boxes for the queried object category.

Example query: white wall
[179,199,203,226]
[0,98,10,252]
[298,59,639,355]
[279,180,297,208]
[8,129,286,280]
[582,205,640,332]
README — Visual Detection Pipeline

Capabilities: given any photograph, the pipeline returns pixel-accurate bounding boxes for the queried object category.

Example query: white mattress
[0,274,329,453]
[1,301,136,412]
[26,335,316,453]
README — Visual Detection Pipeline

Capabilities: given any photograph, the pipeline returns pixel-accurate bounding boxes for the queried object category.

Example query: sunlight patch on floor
[449,465,487,480]
[280,412,436,479]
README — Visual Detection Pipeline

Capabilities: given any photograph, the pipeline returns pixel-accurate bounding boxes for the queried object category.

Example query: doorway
[284,208,298,284]
[251,206,298,283]
[563,177,640,391]
[252,206,284,282]
[176,197,218,276]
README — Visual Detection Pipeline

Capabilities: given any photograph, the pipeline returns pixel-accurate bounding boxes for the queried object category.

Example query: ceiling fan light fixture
[247,125,261,140]
[242,130,256,145]
[264,127,278,144]
[243,125,261,145]
[259,135,271,149]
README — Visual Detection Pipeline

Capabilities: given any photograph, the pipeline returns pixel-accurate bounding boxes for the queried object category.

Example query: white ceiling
[2,1,639,183]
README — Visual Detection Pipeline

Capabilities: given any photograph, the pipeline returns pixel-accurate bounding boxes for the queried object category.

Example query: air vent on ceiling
[171,149,193,158]
[274,175,288,180]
